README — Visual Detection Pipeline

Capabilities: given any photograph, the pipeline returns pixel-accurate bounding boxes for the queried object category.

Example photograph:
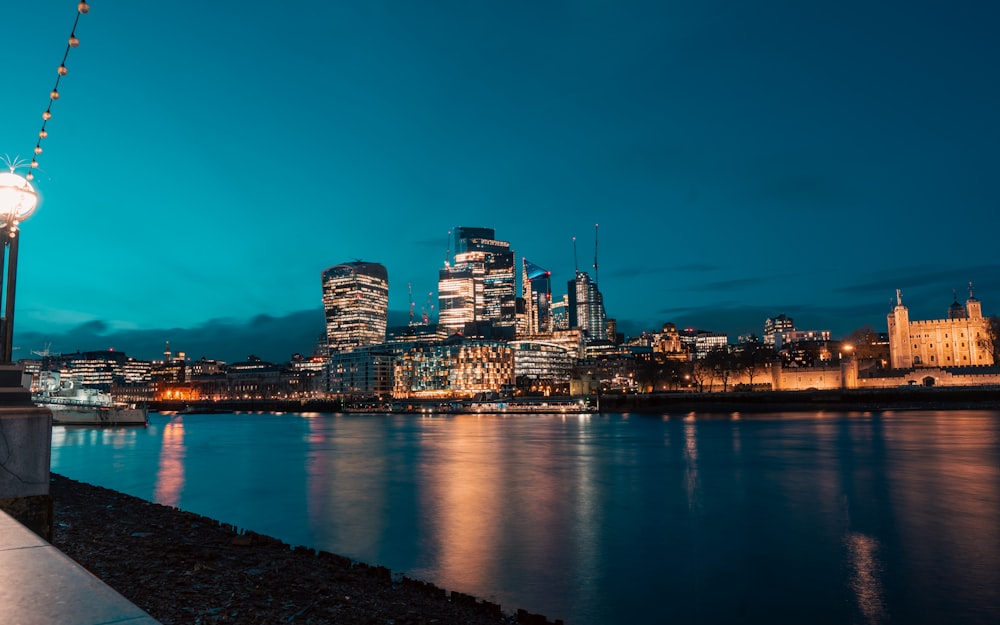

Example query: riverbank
[50,474,560,625]
[149,386,1000,416]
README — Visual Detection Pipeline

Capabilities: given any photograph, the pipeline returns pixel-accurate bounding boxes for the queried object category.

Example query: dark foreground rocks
[51,474,560,625]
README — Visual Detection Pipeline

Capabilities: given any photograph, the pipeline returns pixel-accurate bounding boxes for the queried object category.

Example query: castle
[887,285,993,369]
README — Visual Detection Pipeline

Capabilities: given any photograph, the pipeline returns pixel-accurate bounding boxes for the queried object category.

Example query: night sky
[2,1,998,362]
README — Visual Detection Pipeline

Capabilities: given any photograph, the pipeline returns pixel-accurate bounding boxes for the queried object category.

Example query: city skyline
[3,2,999,362]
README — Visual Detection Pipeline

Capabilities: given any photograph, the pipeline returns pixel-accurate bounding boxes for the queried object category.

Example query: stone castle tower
[887,284,992,369]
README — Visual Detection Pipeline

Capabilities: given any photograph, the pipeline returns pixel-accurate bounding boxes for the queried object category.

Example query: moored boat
[33,371,147,426]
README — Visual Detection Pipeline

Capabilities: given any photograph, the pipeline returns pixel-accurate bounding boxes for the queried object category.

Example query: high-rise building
[763,314,795,345]
[322,261,389,353]
[437,227,516,333]
[567,271,607,341]
[437,263,480,332]
[521,258,552,336]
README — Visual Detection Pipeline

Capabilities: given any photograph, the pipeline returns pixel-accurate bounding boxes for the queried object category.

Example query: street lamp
[0,170,39,364]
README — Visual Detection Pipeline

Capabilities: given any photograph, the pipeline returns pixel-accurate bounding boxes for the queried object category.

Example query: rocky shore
[50,474,561,625]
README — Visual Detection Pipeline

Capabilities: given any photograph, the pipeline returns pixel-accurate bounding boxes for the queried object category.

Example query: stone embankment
[51,474,563,625]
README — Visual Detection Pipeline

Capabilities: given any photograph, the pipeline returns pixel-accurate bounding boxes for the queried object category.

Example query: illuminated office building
[437,227,515,333]
[521,258,552,336]
[393,339,514,398]
[567,271,607,342]
[322,261,389,353]
[438,263,481,332]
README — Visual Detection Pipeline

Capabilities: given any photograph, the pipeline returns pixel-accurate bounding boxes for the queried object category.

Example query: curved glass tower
[322,261,389,353]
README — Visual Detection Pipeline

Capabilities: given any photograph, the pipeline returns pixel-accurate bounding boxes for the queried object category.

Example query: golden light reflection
[305,418,387,558]
[846,532,885,624]
[153,419,185,508]
[421,417,504,591]
[683,420,700,512]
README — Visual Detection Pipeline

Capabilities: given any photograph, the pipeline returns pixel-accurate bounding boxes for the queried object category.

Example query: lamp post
[0,170,39,364]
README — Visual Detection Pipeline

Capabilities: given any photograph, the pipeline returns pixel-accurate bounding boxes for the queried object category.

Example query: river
[50,410,1000,625]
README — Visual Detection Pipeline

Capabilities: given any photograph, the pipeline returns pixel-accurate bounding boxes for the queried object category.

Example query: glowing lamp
[58,65,68,76]
[0,172,39,228]
[78,2,90,13]
[69,36,79,47]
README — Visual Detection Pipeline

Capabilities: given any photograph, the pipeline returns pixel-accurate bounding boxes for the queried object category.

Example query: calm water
[50,410,1000,625]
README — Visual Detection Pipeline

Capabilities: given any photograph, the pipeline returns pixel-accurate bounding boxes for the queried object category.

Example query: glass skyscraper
[522,258,552,335]
[567,270,607,342]
[322,261,389,353]
[437,227,515,333]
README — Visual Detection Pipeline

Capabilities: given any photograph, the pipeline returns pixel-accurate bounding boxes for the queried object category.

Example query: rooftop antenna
[408,282,414,325]
[969,281,975,299]
[593,223,599,286]
[572,236,578,275]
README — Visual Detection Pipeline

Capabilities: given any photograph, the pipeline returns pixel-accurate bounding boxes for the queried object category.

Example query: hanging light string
[26,1,90,182]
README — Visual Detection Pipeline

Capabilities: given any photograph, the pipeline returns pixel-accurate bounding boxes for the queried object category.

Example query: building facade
[322,261,389,353]
[887,287,993,369]
[567,271,607,341]
[392,339,514,398]
[521,258,552,336]
[437,227,516,334]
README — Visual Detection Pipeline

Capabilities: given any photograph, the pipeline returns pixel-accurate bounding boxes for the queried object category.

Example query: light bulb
[58,65,68,76]
[78,2,90,13]
[42,111,52,120]
[69,35,80,47]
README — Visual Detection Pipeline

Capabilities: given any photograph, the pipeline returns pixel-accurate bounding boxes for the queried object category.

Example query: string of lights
[25,1,90,182]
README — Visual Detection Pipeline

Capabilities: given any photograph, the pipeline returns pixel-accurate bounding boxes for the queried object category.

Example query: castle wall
[887,294,992,369]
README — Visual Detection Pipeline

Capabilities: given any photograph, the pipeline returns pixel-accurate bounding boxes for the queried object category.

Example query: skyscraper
[521,258,552,336]
[567,271,607,341]
[322,261,389,353]
[437,227,516,333]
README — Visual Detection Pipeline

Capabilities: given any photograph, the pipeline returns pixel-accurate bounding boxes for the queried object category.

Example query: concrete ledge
[0,509,160,625]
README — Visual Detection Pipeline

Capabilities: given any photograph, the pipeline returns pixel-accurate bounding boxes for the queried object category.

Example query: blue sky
[2,1,998,362]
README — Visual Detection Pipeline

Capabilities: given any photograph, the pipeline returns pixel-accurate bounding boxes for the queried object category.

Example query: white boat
[33,371,148,426]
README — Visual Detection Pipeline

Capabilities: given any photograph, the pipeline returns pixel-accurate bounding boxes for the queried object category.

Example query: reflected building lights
[846,532,885,625]
[153,419,186,508]
[683,420,700,512]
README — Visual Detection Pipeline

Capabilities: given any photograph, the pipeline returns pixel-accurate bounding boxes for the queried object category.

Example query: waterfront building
[392,338,514,398]
[328,346,395,399]
[508,340,574,393]
[567,271,607,341]
[226,355,283,399]
[887,286,993,368]
[322,261,389,353]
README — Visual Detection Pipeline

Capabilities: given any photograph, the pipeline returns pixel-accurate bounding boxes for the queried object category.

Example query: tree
[986,315,1000,364]
[739,342,775,389]
[848,325,889,367]
[704,347,738,392]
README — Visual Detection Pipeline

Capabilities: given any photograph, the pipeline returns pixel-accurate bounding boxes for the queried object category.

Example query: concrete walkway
[0,509,159,625]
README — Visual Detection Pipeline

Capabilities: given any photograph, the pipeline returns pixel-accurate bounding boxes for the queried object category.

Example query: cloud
[16,309,327,364]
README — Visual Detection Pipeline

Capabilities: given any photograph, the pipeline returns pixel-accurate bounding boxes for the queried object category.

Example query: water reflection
[48,410,1000,625]
[420,417,505,592]
[846,532,885,625]
[305,417,388,560]
[153,418,185,508]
